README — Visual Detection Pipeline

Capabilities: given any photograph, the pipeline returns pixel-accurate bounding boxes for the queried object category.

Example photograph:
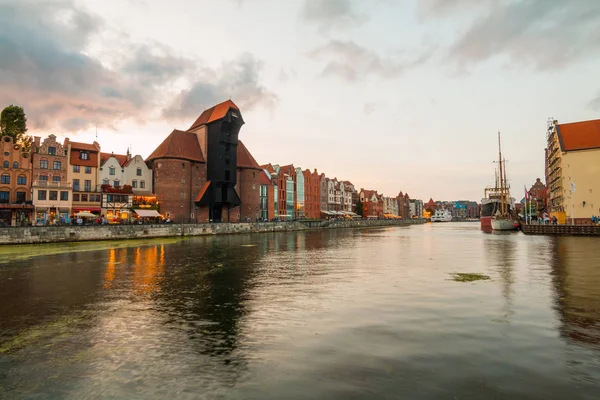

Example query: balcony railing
[33,180,73,189]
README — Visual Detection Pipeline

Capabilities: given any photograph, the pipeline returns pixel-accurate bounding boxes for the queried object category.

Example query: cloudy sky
[1,0,599,201]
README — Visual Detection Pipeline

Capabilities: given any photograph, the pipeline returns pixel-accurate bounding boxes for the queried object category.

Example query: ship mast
[498,131,505,215]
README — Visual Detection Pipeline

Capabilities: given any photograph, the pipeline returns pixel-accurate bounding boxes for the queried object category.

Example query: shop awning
[134,209,162,218]
[320,210,333,215]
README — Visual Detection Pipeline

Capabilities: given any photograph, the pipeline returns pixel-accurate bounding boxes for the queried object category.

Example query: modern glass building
[286,178,294,220]
[295,167,305,219]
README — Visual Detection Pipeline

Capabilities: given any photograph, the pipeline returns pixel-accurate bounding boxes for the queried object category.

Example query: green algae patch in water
[450,273,491,282]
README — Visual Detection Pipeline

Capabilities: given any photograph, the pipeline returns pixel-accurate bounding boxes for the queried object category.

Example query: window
[73,165,80,173]
[48,146,56,155]
[40,175,48,182]
[40,159,48,169]
[52,176,61,183]
[0,191,9,203]
[17,175,26,185]
[53,161,61,170]
[73,179,80,191]
[80,151,89,160]
[180,192,186,199]
[84,180,91,191]
[113,180,119,188]
[13,162,18,168]
[3,152,8,156]
[81,194,88,202]
[182,163,185,169]
[136,168,142,176]
[109,167,115,175]
[60,191,68,201]
[140,180,145,189]
[2,161,7,168]
[85,166,92,174]
[73,194,80,201]
[225,158,230,165]
[49,191,58,201]
[132,180,137,188]
[38,190,47,200]
[103,179,109,185]
[225,170,230,181]
[1,174,9,184]
[16,191,26,203]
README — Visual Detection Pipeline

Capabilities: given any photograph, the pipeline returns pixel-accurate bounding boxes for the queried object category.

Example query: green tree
[355,200,363,217]
[1,105,31,151]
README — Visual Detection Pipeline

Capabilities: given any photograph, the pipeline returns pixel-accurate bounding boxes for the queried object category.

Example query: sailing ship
[490,132,518,231]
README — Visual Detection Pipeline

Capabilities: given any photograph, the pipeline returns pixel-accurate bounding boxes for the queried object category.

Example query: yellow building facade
[546,119,600,224]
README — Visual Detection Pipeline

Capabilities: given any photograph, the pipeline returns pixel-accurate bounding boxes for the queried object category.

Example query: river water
[0,223,599,399]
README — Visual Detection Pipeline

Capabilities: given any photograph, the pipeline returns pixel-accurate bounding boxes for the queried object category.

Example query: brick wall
[152,158,206,223]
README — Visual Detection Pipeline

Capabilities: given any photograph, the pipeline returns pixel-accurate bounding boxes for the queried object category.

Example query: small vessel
[491,132,518,231]
[431,209,452,222]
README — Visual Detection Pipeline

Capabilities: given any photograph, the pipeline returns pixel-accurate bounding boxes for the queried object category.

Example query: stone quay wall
[0,219,425,245]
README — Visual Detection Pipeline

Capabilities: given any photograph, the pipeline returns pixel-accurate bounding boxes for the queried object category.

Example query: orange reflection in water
[132,245,165,295]
[104,248,116,289]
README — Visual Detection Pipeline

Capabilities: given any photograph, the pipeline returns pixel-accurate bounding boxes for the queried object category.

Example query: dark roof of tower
[188,100,240,131]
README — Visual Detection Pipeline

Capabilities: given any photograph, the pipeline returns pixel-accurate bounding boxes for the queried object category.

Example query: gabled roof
[188,100,240,131]
[279,164,295,175]
[259,170,273,185]
[70,141,99,152]
[236,141,262,170]
[261,163,276,174]
[101,152,128,167]
[556,119,600,151]
[147,129,205,162]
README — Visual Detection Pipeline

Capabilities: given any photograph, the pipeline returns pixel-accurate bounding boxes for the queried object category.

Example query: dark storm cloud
[420,0,600,70]
[162,54,278,120]
[0,1,275,132]
[308,40,431,82]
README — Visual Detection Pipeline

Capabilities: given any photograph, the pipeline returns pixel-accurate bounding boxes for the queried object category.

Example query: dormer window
[109,167,116,176]
[80,151,89,160]
[48,147,56,155]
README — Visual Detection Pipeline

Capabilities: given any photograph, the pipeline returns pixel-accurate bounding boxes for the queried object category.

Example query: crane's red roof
[147,129,205,162]
[188,100,240,131]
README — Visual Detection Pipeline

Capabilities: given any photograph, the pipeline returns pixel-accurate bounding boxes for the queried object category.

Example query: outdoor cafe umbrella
[75,211,96,218]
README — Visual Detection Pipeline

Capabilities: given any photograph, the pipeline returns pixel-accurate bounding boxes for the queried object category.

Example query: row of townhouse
[257,164,358,221]
[422,198,479,219]
[0,134,154,226]
[257,162,422,221]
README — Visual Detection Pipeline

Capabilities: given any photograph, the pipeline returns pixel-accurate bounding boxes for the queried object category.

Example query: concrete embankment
[0,219,424,245]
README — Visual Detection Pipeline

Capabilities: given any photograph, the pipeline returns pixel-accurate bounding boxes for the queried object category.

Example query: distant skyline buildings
[1,1,599,201]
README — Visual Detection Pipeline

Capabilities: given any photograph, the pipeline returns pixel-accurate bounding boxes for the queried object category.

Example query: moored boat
[491,132,518,231]
[431,209,452,222]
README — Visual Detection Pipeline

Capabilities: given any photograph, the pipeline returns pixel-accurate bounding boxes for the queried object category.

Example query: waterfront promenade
[0,218,424,245]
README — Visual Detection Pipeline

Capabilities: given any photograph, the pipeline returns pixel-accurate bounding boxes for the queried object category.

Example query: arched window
[13,161,18,168]
[17,175,26,185]
[1,174,10,184]
[2,161,8,168]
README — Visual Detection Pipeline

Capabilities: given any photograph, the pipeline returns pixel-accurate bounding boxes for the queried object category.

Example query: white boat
[491,132,518,231]
[431,209,452,222]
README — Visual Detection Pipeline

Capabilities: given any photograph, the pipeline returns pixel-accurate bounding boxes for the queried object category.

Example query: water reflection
[550,237,600,349]
[1,226,600,398]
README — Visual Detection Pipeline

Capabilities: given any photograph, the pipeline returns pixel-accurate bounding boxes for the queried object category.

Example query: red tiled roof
[70,141,98,152]
[426,198,436,206]
[258,170,273,185]
[556,119,600,151]
[101,152,128,167]
[236,141,262,170]
[261,163,276,174]
[147,129,205,162]
[188,100,240,131]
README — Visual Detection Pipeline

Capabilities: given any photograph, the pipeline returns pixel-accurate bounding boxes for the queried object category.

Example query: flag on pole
[524,185,529,200]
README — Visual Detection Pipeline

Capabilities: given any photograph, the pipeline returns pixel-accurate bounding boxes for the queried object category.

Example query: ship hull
[491,218,518,231]
[480,215,492,230]
[480,199,512,230]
